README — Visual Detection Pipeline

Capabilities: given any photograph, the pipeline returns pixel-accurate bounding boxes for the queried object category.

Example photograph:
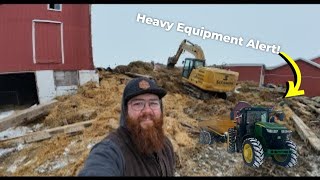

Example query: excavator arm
[167,39,205,68]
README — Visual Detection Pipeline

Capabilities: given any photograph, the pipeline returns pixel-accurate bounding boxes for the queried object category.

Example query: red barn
[0,4,98,106]
[264,59,320,97]
[225,64,266,86]
[225,59,320,97]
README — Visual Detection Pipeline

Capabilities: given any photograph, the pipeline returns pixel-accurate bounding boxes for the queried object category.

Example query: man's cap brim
[125,88,167,103]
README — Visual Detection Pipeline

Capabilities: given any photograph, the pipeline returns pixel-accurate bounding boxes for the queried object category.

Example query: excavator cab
[182,58,205,78]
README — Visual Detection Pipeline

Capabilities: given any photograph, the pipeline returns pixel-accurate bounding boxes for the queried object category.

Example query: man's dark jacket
[78,127,175,176]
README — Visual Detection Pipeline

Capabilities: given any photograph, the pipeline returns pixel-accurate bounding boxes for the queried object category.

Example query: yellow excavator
[167,39,239,99]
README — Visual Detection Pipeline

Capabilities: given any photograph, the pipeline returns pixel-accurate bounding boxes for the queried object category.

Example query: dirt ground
[0,61,320,176]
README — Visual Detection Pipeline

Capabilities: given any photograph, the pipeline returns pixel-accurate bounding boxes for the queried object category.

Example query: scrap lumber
[180,122,199,135]
[0,100,58,132]
[0,120,95,147]
[287,106,320,153]
[124,72,153,79]
[294,97,320,114]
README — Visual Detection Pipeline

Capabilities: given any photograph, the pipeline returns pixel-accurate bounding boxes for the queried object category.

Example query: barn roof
[266,59,320,70]
[311,57,320,64]
[225,63,265,67]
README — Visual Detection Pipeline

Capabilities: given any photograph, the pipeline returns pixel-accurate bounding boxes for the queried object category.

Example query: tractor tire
[227,128,236,153]
[242,138,264,168]
[199,130,212,144]
[272,140,298,168]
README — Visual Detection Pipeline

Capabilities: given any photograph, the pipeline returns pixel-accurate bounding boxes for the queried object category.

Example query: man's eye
[133,102,144,106]
[150,102,160,106]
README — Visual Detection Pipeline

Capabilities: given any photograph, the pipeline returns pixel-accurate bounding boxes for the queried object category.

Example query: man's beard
[126,112,165,155]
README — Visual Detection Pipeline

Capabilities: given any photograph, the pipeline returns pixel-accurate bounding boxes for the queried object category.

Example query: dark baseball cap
[123,77,167,104]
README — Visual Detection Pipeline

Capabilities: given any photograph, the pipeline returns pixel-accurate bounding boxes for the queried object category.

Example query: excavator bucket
[167,56,176,68]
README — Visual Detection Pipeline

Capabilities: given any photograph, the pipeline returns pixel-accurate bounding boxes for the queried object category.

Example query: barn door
[33,20,64,64]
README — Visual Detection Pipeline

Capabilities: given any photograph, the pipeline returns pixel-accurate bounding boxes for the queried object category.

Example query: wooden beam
[0,120,95,147]
[124,72,153,79]
[289,109,320,153]
[294,97,320,115]
[0,100,58,132]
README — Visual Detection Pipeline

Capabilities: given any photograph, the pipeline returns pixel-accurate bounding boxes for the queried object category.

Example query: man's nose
[141,103,153,112]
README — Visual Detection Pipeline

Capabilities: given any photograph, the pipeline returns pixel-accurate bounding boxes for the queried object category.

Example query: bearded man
[78,77,175,176]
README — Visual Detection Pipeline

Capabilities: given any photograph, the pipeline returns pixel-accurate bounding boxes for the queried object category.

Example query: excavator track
[182,82,227,100]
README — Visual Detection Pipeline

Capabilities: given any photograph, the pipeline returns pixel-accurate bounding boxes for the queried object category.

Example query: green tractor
[227,101,298,168]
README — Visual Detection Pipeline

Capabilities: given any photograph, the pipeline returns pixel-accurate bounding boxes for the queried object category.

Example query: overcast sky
[91,4,320,68]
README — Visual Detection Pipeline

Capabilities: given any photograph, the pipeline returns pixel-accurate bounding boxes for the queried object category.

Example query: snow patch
[0,143,25,159]
[0,110,14,120]
[0,123,43,140]
[0,147,16,158]
[31,123,43,131]
[36,159,69,173]
[16,143,25,151]
[0,126,33,140]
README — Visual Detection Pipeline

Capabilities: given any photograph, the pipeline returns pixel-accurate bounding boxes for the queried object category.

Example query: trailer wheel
[242,138,264,168]
[272,140,298,168]
[199,130,212,144]
[227,128,236,153]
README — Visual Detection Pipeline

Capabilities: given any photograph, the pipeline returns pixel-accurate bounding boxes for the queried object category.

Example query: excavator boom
[167,39,205,68]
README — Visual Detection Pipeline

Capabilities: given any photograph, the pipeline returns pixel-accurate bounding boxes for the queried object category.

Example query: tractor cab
[237,107,271,143]
[227,102,297,168]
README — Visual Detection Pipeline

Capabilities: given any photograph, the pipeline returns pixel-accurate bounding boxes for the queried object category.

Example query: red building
[311,57,320,65]
[264,59,320,97]
[225,59,320,97]
[225,64,265,86]
[0,4,98,106]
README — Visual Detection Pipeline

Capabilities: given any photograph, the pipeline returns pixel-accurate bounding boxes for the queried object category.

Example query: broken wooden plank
[308,105,320,115]
[124,72,153,79]
[0,120,95,147]
[180,122,194,129]
[180,122,200,135]
[294,97,320,114]
[24,131,51,143]
[290,111,320,153]
[0,100,58,132]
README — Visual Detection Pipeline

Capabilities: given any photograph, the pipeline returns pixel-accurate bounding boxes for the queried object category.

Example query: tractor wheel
[199,130,212,144]
[272,140,298,168]
[227,128,236,153]
[242,138,264,168]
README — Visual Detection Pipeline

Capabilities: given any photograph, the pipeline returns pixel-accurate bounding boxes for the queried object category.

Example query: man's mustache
[138,112,156,122]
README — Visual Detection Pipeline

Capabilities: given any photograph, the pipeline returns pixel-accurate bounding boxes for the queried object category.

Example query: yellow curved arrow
[278,52,305,98]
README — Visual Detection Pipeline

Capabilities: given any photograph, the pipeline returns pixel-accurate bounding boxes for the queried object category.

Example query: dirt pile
[0,61,319,176]
[113,61,185,94]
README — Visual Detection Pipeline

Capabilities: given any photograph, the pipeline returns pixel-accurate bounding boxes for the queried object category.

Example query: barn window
[54,71,79,86]
[48,4,62,11]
